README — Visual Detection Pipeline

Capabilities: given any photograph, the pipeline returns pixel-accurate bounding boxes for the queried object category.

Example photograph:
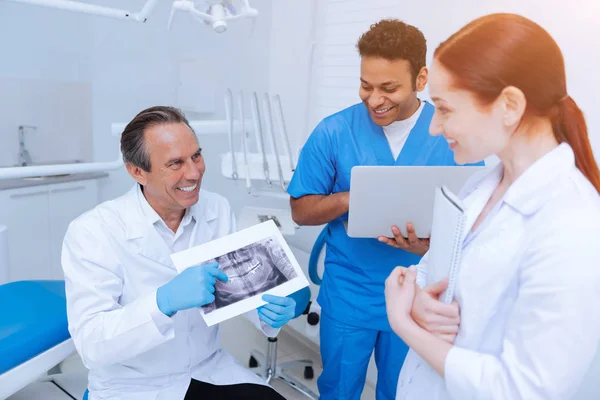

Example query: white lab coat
[62,185,279,400]
[397,143,600,400]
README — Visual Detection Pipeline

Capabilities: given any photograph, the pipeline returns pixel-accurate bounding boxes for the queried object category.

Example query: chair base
[40,377,78,400]
[249,337,318,400]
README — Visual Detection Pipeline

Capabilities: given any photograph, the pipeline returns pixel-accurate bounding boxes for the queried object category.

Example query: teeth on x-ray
[202,235,296,314]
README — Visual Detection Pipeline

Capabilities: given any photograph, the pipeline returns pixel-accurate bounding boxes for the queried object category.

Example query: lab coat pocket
[459,222,526,324]
[188,310,220,361]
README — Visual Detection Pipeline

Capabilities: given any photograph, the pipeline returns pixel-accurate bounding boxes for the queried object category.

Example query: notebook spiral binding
[440,186,466,305]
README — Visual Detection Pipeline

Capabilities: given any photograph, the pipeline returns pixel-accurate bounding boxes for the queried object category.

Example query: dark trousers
[184,379,286,400]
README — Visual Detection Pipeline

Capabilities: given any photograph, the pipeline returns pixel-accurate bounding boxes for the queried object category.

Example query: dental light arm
[3,0,160,22]
[3,0,259,33]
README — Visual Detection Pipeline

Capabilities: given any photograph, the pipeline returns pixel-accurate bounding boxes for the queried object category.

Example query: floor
[10,316,600,399]
[7,317,376,400]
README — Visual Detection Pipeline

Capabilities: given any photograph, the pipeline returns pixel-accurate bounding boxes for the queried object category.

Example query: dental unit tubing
[274,94,295,172]
[225,89,238,180]
[237,91,252,193]
[262,93,286,192]
[250,92,271,186]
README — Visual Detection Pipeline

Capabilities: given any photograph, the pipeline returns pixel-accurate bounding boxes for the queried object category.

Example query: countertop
[0,172,109,191]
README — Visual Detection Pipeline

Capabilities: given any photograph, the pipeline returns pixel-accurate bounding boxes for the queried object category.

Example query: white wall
[267,0,317,156]
[0,2,92,80]
[0,77,93,166]
[0,1,94,166]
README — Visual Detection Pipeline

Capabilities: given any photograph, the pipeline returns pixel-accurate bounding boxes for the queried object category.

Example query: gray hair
[120,106,195,172]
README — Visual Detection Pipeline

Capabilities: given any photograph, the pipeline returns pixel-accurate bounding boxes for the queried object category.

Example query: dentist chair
[0,280,76,399]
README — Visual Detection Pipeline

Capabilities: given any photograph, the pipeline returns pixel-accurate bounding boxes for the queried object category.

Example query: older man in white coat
[62,106,310,400]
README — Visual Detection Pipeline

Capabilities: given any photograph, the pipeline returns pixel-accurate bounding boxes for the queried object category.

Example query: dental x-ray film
[170,220,309,326]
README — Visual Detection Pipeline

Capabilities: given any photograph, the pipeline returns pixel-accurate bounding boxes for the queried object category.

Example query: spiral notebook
[427,185,466,304]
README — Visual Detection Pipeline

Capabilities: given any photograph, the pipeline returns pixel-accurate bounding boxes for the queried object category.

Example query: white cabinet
[0,179,99,281]
[48,180,99,278]
[0,186,51,281]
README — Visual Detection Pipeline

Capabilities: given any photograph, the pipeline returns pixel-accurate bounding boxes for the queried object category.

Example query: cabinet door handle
[10,190,47,199]
[51,186,85,194]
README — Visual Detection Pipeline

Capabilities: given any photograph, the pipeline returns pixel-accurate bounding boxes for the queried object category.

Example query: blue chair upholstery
[0,280,70,375]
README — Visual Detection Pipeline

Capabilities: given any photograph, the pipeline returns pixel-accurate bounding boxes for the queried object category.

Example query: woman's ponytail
[552,96,600,193]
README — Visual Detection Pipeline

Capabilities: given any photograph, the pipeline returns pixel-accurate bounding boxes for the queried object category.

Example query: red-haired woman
[385,13,600,400]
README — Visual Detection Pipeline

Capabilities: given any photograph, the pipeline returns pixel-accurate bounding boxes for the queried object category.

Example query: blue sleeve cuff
[289,286,311,318]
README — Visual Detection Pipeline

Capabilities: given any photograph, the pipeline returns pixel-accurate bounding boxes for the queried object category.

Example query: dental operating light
[168,0,258,33]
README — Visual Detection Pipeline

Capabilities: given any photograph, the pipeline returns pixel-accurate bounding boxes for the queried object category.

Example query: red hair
[434,13,600,192]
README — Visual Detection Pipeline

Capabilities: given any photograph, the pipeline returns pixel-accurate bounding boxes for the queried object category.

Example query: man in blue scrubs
[288,19,483,400]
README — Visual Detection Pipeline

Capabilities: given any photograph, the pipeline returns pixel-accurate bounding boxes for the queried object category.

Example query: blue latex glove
[156,262,228,317]
[258,294,296,329]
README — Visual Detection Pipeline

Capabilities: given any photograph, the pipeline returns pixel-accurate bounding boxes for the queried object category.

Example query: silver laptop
[346,165,488,239]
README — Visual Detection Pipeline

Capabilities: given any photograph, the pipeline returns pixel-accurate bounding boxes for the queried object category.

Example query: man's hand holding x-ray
[156,262,228,317]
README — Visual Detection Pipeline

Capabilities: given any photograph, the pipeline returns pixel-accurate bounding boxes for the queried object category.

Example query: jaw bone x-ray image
[202,236,297,314]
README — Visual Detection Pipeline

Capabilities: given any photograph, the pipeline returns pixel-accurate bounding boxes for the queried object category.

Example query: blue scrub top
[288,101,483,331]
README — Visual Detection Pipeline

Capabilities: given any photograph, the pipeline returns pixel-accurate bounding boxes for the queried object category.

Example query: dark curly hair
[357,19,427,89]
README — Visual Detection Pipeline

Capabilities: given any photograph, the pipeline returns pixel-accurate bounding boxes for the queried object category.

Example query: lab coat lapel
[137,229,176,269]
[122,186,176,269]
[395,101,435,166]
